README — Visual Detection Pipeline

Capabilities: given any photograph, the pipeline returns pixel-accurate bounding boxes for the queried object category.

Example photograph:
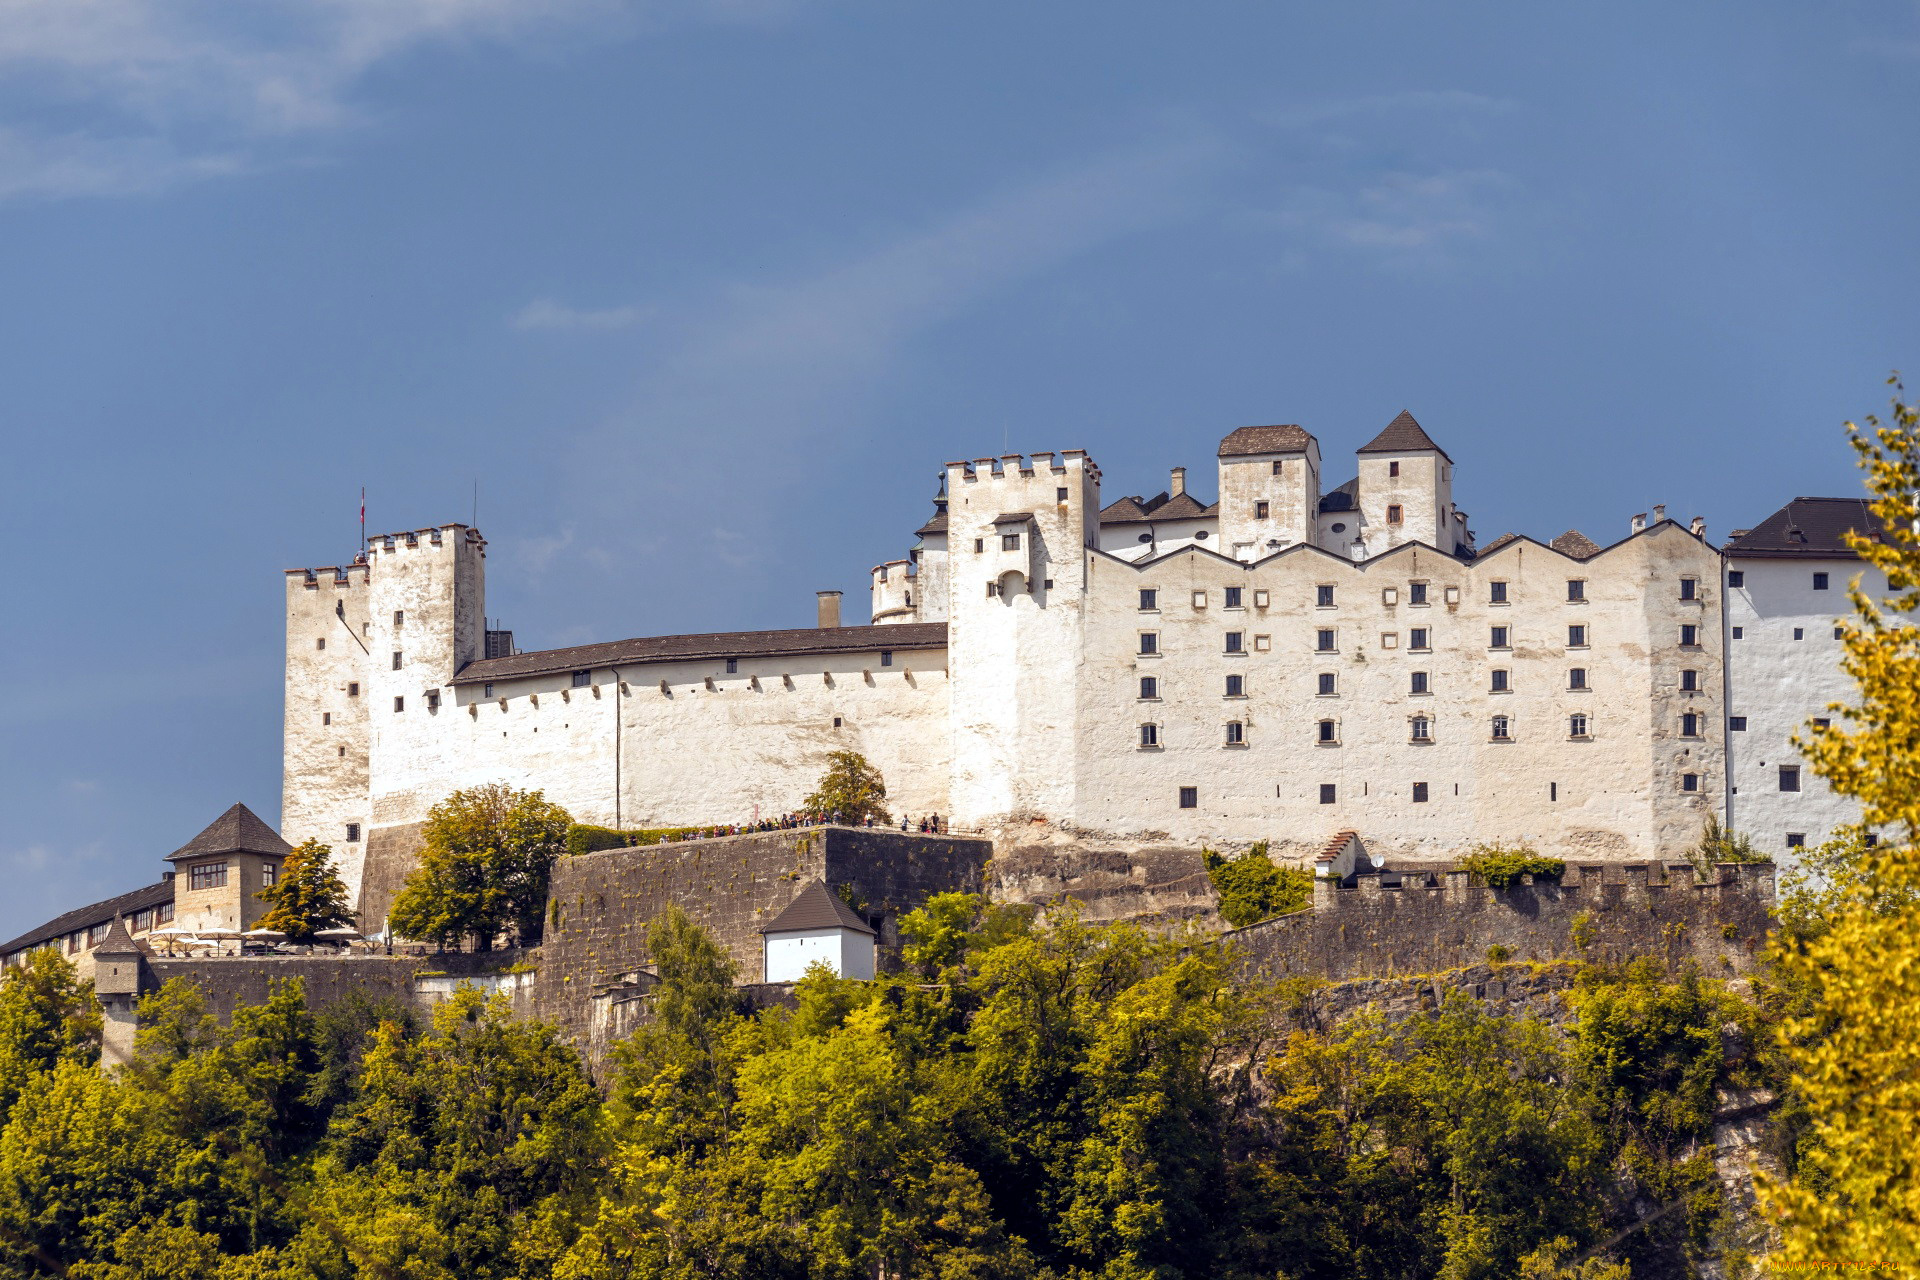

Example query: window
[1681,624,1700,646]
[1316,629,1336,652]
[426,690,440,711]
[1386,504,1403,524]
[1551,782,1559,801]
[338,746,346,758]
[1569,713,1590,738]
[1793,627,1804,641]
[1140,723,1160,748]
[1272,460,1284,475]
[1813,716,1831,729]
[1192,590,1208,609]
[1389,460,1401,477]
[1681,712,1701,737]
[1490,625,1511,649]
[1140,588,1158,610]
[262,862,278,887]
[1834,627,1844,640]
[1002,533,1021,551]
[1787,832,1806,849]
[1410,627,1429,651]
[1254,590,1269,608]
[1255,501,1270,519]
[1410,715,1432,742]
[1317,672,1337,696]
[1813,572,1830,590]
[1728,570,1745,587]
[1225,721,1246,746]
[1178,786,1197,809]
[880,651,893,668]
[1409,581,1428,605]
[391,651,403,670]
[1567,579,1586,602]
[572,670,591,687]
[1318,719,1337,743]
[1779,766,1800,792]
[1410,671,1429,694]
[1491,714,1512,741]
[1732,627,1743,639]
[1680,577,1697,600]
[88,923,109,946]
[1316,584,1335,607]
[322,712,331,726]
[189,862,229,891]
[483,682,494,698]
[1225,587,1243,608]
[1319,784,1337,804]
[1412,781,1429,803]
[1225,631,1245,654]
[1490,581,1508,604]
[974,538,984,553]
[1139,676,1158,699]
[1569,668,1588,690]
[726,658,739,674]
[1139,633,1158,655]
[1225,674,1244,697]
[394,610,405,626]
[393,696,405,712]
[1682,773,1700,792]
[1491,669,1510,693]
[1056,487,1069,502]
[1730,716,1748,731]
[316,637,326,650]
[1681,669,1698,692]
[1382,631,1399,649]
[1569,624,1588,647]
[833,717,843,727]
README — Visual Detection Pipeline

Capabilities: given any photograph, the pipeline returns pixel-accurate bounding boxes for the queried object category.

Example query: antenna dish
[1369,851,1385,869]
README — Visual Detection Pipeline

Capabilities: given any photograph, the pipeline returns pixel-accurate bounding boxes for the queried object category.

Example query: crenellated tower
[282,556,373,901]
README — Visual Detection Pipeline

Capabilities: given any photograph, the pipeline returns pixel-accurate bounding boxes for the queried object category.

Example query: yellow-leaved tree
[1762,379,1920,1265]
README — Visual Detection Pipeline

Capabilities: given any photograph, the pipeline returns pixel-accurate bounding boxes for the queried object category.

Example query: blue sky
[2,0,1917,937]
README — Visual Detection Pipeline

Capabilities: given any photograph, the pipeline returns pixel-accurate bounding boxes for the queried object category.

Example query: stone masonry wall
[146,956,427,1025]
[1228,861,1776,984]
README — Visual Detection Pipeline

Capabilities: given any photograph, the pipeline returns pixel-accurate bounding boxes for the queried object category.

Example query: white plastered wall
[282,562,372,903]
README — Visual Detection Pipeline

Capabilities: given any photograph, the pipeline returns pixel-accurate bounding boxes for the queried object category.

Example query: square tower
[1215,424,1321,561]
[1355,411,1460,558]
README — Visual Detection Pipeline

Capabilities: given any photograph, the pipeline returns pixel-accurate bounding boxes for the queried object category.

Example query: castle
[276,411,1888,931]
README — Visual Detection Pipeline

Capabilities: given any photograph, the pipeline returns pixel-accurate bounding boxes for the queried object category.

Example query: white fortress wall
[282,560,373,904]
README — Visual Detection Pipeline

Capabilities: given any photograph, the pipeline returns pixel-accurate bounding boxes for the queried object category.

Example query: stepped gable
[1550,530,1602,560]
[165,802,291,864]
[1357,410,1452,462]
[0,880,173,957]
[1724,496,1886,558]
[455,622,948,685]
[1218,424,1314,457]
[758,880,876,936]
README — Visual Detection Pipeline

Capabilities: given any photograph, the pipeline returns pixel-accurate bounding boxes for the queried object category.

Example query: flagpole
[360,487,366,558]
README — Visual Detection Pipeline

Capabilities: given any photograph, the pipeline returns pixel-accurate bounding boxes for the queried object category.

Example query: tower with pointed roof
[1352,411,1471,559]
[166,801,292,933]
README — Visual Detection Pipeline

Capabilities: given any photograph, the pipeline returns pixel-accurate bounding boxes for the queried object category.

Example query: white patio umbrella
[313,927,363,940]
[196,927,241,938]
[241,929,286,942]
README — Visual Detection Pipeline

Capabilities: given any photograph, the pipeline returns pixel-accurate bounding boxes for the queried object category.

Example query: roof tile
[456,623,948,685]
[759,880,876,936]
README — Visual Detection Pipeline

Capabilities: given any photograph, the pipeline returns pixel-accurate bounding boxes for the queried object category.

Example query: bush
[565,824,709,856]
[1205,845,1312,927]
[1460,845,1566,888]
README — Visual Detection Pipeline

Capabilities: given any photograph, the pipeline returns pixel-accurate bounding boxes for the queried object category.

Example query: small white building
[759,880,877,983]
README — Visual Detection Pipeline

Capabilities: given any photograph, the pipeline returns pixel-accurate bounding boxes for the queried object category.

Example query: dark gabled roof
[758,881,876,936]
[93,916,141,959]
[1357,410,1452,462]
[1218,424,1315,457]
[454,623,948,685]
[1098,491,1217,525]
[1724,497,1887,559]
[992,511,1035,525]
[1550,530,1602,560]
[165,803,291,865]
[1318,477,1358,513]
[914,500,949,538]
[1479,532,1522,555]
[0,880,173,957]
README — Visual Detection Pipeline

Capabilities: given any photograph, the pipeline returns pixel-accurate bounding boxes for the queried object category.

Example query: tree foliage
[1204,843,1312,927]
[389,784,573,950]
[256,839,356,942]
[803,751,891,826]
[1458,845,1566,888]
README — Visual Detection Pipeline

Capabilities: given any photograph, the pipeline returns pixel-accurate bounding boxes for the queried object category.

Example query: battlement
[946,449,1101,483]
[286,562,370,588]
[365,524,486,558]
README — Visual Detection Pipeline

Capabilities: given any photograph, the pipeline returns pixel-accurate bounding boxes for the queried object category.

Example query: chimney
[1170,466,1186,497]
[816,591,842,629]
[1690,516,1706,538]
[1630,512,1646,534]
[1652,503,1666,524]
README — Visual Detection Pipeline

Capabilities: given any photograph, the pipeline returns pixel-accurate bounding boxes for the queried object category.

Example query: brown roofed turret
[1357,410,1451,462]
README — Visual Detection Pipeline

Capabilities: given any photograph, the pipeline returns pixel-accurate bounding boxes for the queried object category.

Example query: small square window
[346,823,361,842]
[1412,781,1428,803]
[337,746,345,758]
[1813,572,1829,590]
[1490,626,1510,649]
[1255,501,1270,519]
[483,682,494,698]
[1569,713,1590,738]
[1382,632,1399,649]
[1225,674,1244,697]
[1489,581,1508,604]
[572,670,592,687]
[1682,712,1701,737]
[322,711,331,726]
[1567,579,1586,602]
[1319,784,1337,804]
[1681,624,1700,646]
[880,651,893,667]
[1318,719,1337,743]
[426,690,440,711]
[1569,668,1588,690]
[1225,587,1243,608]
[1786,832,1806,848]
[1253,590,1269,608]
[1679,577,1697,600]
[1730,716,1747,731]
[1779,766,1800,792]
[394,610,405,626]
[1225,721,1245,746]
[1681,669,1698,692]
[1728,570,1745,587]
[1317,672,1337,696]
[1192,590,1208,609]
[1491,714,1511,741]
[1834,627,1844,640]
[1569,624,1588,647]
[1410,715,1432,742]
[1002,533,1021,551]
[1056,487,1069,502]
[974,538,985,553]
[1225,632,1245,654]
[1386,504,1403,525]
[1409,582,1428,605]
[1316,584,1335,608]
[1178,786,1197,808]
[392,651,403,670]
[1813,716,1831,730]
[1140,588,1158,610]
[1732,627,1744,639]
[1139,676,1158,699]
[1254,634,1271,651]
[1140,723,1160,748]
[394,696,405,712]
[1792,628,1804,641]
[1272,460,1284,475]
[1315,629,1336,652]
[1491,669,1509,693]
[833,717,843,727]
[1139,633,1158,655]
[1410,671,1429,694]
[316,637,326,650]
[1410,627,1429,650]
[726,658,739,674]
[1682,773,1700,792]
[1389,460,1401,477]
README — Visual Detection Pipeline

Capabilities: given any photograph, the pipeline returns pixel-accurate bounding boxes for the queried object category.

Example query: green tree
[255,839,356,942]
[0,948,100,1123]
[804,750,891,826]
[388,784,572,950]
[1205,844,1312,927]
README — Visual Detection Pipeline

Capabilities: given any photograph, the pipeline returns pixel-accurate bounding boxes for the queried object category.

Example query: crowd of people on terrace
[660,812,949,841]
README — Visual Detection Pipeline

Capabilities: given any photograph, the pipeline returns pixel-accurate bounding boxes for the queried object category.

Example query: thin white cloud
[1265,90,1517,133]
[1279,168,1519,257]
[512,299,651,332]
